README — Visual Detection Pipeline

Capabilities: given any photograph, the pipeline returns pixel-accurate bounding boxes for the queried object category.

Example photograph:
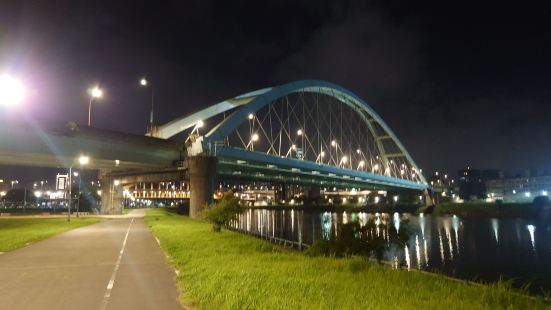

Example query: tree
[203,192,242,232]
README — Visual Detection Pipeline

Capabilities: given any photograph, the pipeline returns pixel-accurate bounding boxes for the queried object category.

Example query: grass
[145,208,547,309]
[0,217,100,252]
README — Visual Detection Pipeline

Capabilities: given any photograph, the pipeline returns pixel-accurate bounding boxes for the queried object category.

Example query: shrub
[202,192,243,232]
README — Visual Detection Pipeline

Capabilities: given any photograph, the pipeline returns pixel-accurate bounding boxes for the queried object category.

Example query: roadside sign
[56,174,68,191]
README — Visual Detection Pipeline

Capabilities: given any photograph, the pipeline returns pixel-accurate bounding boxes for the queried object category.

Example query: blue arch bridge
[0,80,431,217]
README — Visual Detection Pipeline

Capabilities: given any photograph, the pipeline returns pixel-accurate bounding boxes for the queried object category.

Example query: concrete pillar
[424,189,435,207]
[188,156,217,219]
[98,170,123,215]
[275,183,287,203]
[305,185,321,204]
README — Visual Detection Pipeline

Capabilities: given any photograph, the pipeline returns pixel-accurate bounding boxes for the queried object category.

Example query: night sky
[1,0,550,183]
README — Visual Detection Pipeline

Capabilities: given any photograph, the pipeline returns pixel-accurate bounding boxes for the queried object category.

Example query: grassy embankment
[0,217,100,252]
[419,202,542,218]
[145,208,547,309]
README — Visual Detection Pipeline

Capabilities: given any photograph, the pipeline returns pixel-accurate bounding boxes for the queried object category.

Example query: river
[231,208,551,293]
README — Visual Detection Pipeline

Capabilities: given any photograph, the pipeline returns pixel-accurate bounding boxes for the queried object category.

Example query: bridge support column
[423,189,435,207]
[188,156,217,219]
[305,185,321,205]
[99,170,123,215]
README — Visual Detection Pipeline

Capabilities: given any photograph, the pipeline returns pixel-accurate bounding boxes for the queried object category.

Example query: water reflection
[231,208,551,292]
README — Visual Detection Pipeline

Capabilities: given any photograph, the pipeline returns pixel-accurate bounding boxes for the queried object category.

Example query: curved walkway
[0,209,182,310]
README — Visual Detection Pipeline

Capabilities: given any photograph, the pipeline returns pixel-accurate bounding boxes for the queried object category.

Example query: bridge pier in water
[188,156,217,219]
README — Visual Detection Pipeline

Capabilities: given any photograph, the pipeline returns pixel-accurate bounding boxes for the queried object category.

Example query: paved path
[0,210,182,310]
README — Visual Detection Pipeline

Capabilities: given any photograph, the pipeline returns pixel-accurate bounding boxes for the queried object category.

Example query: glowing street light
[196,120,204,128]
[297,129,303,136]
[88,86,103,126]
[248,113,254,120]
[79,155,90,165]
[139,77,155,133]
[358,160,365,170]
[0,75,24,106]
[340,156,348,168]
[246,133,259,150]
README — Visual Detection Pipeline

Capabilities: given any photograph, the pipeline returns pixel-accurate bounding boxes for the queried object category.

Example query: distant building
[486,174,551,203]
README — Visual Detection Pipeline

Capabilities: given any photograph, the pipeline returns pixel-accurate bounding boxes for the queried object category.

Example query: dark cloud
[1,0,551,184]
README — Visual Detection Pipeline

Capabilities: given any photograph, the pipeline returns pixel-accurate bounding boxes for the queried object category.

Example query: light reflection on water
[231,208,551,292]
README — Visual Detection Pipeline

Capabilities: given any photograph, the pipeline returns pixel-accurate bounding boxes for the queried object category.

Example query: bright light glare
[331,140,336,147]
[73,172,79,177]
[297,129,303,136]
[90,87,103,98]
[251,133,259,141]
[248,113,254,120]
[79,155,90,165]
[359,160,365,167]
[0,191,6,197]
[196,120,204,128]
[34,191,42,198]
[140,78,148,86]
[341,156,348,164]
[0,75,24,106]
[114,180,120,186]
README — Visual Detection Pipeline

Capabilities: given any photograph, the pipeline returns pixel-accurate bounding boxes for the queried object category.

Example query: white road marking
[100,218,134,310]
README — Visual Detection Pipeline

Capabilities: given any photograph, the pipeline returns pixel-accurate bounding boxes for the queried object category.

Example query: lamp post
[73,172,82,218]
[140,78,155,134]
[68,155,89,222]
[246,133,259,151]
[88,86,103,126]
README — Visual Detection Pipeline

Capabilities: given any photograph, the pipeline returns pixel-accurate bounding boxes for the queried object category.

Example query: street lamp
[246,133,259,150]
[88,86,103,126]
[0,75,24,106]
[140,77,155,134]
[68,155,89,222]
[73,171,83,217]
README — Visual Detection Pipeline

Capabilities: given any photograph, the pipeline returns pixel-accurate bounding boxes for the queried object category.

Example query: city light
[34,191,42,198]
[90,86,103,98]
[251,133,259,142]
[0,75,24,106]
[542,190,548,196]
[331,140,336,147]
[114,180,120,186]
[79,155,90,165]
[73,172,79,177]
[248,113,254,120]
[196,120,204,128]
[320,151,325,157]
[524,192,531,197]
[358,160,365,168]
[297,129,303,136]
[0,191,5,197]
[140,78,148,86]
[341,156,348,164]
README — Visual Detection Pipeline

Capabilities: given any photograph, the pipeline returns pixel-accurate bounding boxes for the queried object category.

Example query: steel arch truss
[158,80,427,190]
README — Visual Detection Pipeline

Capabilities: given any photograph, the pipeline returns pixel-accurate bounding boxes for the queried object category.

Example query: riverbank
[0,217,100,252]
[145,208,546,309]
[420,202,546,218]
